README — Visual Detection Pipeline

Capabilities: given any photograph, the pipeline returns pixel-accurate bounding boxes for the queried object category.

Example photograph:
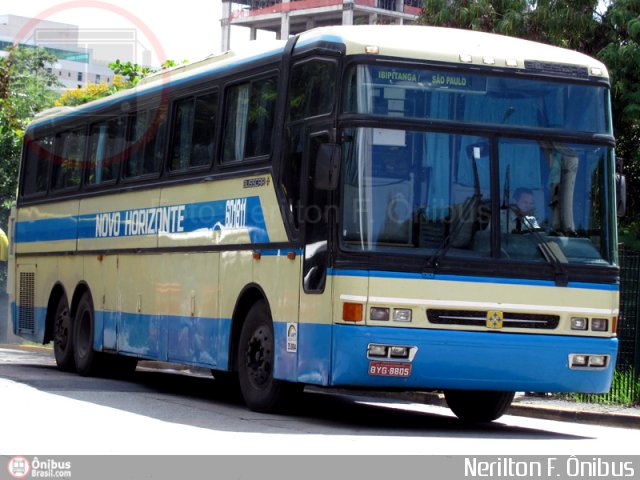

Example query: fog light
[370,307,390,321]
[571,354,588,367]
[368,344,388,357]
[571,317,588,330]
[589,355,607,367]
[389,346,409,358]
[393,308,412,322]
[591,318,608,332]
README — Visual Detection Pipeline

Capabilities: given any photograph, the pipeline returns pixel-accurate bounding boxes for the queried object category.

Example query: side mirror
[616,157,626,218]
[616,173,627,218]
[314,144,341,191]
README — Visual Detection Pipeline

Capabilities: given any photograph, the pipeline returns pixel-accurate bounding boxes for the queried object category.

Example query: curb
[508,402,640,429]
[415,391,640,429]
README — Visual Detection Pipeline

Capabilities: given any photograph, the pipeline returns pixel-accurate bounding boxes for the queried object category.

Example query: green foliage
[109,59,188,86]
[55,75,130,107]
[0,47,61,216]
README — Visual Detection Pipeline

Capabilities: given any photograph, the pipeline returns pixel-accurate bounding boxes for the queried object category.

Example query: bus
[8,25,620,422]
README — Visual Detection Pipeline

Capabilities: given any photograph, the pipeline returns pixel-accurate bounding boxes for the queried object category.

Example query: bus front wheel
[53,295,75,372]
[73,292,101,377]
[237,300,295,412]
[444,389,515,423]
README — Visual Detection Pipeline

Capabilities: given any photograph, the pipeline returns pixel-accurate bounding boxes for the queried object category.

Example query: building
[220,0,422,51]
[0,14,149,90]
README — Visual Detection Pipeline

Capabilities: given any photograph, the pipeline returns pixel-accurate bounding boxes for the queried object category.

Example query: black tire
[72,292,101,377]
[444,389,515,423]
[53,295,75,372]
[237,301,297,412]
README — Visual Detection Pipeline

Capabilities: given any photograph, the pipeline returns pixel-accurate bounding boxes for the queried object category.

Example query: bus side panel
[296,271,369,386]
[15,201,79,255]
[115,252,167,360]
[254,252,301,382]
[218,250,254,369]
[13,200,79,343]
[164,252,221,367]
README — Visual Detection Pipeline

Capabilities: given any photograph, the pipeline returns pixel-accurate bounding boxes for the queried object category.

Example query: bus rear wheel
[444,389,515,423]
[237,300,295,412]
[73,292,101,377]
[53,295,75,372]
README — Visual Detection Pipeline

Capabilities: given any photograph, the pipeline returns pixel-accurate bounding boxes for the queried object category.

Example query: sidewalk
[2,342,640,429]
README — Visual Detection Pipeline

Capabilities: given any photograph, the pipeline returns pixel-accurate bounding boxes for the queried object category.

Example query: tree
[109,59,188,86]
[0,47,61,213]
[55,75,130,106]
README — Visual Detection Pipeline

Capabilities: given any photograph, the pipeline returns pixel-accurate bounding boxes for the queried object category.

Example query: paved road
[1,347,639,455]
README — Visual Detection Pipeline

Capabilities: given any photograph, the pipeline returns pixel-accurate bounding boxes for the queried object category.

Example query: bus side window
[170,91,217,171]
[283,59,338,229]
[222,75,277,163]
[87,117,125,186]
[52,128,85,191]
[170,97,195,170]
[125,108,167,178]
[288,59,337,122]
[191,92,217,167]
[22,136,53,197]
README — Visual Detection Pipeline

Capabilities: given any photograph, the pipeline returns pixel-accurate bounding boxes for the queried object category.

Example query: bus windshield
[340,64,615,267]
[344,64,611,133]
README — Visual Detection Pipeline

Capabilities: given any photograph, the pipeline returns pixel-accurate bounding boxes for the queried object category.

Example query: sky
[1,0,264,65]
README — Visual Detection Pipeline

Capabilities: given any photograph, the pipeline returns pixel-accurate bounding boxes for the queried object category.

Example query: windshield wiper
[508,207,569,287]
[424,193,480,273]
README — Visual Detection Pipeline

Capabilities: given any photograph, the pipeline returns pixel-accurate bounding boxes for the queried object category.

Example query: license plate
[368,361,412,377]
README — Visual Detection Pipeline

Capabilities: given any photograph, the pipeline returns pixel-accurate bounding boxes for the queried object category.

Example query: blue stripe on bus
[327,268,619,291]
[15,196,270,245]
[14,216,79,243]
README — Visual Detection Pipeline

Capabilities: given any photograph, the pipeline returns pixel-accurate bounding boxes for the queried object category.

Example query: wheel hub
[54,308,70,349]
[246,327,272,387]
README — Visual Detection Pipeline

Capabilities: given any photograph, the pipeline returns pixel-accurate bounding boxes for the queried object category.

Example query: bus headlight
[591,318,608,332]
[393,308,412,322]
[370,307,390,321]
[571,317,588,330]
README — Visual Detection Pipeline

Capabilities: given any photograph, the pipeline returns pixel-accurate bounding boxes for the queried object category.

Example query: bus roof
[296,25,608,77]
[29,25,608,129]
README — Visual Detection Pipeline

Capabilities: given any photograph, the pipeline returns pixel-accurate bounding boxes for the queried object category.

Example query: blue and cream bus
[8,25,619,422]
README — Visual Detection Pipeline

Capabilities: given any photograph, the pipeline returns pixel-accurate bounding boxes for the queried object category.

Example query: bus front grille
[426,309,559,330]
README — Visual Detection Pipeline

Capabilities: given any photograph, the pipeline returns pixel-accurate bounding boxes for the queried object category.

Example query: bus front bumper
[329,325,618,393]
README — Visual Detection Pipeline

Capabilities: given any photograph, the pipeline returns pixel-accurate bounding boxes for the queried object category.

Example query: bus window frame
[166,87,220,177]
[120,95,170,185]
[84,115,126,191]
[280,56,341,237]
[218,70,280,169]
[19,134,53,201]
[50,125,87,195]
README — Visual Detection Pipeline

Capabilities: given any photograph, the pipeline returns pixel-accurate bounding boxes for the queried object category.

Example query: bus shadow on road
[1,360,589,442]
